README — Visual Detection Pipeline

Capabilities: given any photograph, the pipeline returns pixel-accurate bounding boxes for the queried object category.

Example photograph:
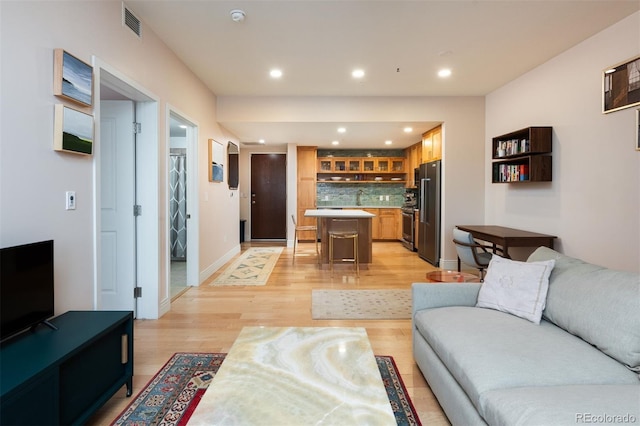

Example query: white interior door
[100,100,136,311]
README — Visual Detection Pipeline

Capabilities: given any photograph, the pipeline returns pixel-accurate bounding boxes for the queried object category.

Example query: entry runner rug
[111,352,421,426]
[210,247,283,286]
[312,289,412,320]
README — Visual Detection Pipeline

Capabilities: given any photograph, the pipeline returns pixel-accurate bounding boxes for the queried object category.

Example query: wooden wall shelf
[491,126,552,183]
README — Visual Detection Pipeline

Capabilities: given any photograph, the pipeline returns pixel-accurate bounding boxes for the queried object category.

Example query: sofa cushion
[413,306,639,416]
[528,247,640,372]
[476,255,555,323]
[481,384,640,426]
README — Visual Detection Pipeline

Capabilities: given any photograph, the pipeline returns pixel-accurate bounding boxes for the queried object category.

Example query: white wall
[0,2,239,316]
[218,96,486,266]
[485,12,640,272]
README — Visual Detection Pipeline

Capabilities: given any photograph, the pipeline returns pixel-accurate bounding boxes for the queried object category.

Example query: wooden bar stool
[328,218,359,276]
[292,215,319,263]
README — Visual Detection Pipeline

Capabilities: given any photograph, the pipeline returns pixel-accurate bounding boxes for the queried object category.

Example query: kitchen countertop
[304,209,376,218]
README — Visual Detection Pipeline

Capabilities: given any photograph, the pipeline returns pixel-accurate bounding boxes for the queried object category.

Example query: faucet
[356,189,364,206]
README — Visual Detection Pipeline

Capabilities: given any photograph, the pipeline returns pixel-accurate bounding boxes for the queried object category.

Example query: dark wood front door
[251,154,287,239]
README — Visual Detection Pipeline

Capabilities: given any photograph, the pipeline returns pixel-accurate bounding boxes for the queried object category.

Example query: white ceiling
[127,0,639,149]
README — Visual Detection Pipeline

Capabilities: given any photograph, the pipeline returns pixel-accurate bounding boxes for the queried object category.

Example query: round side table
[426,270,481,283]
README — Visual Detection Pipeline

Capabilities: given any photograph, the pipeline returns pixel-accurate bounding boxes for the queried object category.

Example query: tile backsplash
[317,183,405,207]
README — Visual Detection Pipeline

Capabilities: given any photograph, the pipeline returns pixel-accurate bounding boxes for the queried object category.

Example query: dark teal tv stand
[0,311,134,425]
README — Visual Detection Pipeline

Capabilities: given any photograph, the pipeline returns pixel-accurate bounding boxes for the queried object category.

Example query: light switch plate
[66,191,76,210]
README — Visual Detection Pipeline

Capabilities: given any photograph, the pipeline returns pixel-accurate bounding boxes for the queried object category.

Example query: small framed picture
[53,49,93,107]
[54,104,94,155]
[602,55,640,114]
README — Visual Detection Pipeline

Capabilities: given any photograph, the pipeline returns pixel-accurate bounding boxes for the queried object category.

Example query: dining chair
[452,227,505,281]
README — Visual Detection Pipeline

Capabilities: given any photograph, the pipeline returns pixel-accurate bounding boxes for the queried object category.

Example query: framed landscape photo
[54,49,93,107]
[603,55,640,113]
[54,104,94,155]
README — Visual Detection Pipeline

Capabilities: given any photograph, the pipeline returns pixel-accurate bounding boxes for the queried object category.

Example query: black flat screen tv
[0,240,55,342]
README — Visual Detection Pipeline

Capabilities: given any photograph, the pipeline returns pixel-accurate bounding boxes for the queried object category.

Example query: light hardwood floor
[88,241,451,425]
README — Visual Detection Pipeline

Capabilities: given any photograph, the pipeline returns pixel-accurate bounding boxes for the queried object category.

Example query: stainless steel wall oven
[401,206,415,251]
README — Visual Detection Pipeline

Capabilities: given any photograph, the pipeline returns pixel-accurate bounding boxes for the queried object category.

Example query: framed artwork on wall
[636,109,640,151]
[54,104,94,155]
[602,55,640,114]
[53,49,93,107]
[208,139,224,182]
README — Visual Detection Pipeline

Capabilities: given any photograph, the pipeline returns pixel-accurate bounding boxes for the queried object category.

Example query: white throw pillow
[476,256,556,324]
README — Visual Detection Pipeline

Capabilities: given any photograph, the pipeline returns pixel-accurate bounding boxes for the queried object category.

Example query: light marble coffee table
[188,326,396,425]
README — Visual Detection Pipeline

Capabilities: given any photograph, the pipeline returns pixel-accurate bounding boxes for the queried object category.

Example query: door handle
[186,214,191,219]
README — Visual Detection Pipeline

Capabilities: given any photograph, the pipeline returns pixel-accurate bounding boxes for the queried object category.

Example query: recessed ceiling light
[270,69,283,78]
[403,127,413,133]
[352,69,365,79]
[438,69,452,78]
[337,127,346,133]
[259,139,265,144]
[385,140,393,145]
[332,141,340,145]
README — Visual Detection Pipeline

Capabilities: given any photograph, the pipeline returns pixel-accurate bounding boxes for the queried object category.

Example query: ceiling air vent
[122,4,142,38]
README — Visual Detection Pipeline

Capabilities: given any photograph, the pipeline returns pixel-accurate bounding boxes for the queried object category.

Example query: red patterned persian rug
[111,352,421,426]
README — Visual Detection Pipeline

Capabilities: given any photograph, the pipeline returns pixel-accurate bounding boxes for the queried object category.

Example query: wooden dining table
[455,225,557,259]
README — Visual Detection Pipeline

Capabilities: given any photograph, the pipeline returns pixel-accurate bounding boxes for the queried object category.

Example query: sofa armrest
[412,282,481,315]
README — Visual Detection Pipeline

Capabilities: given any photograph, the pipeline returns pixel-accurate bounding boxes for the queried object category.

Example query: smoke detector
[230,9,246,22]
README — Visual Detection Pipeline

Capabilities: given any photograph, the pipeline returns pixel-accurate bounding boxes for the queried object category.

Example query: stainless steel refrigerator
[418,160,441,266]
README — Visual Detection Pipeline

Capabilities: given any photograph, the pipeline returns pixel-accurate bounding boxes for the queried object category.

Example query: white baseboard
[439,258,459,271]
[199,244,241,284]
[159,297,171,317]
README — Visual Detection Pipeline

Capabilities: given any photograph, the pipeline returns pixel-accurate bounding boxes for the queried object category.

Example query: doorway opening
[95,61,160,319]
[167,111,199,300]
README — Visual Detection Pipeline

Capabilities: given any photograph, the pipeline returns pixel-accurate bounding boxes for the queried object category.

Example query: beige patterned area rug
[210,247,283,286]
[311,289,412,320]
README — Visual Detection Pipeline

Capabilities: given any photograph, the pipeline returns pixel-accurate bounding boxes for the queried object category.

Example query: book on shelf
[496,163,529,182]
[497,138,531,157]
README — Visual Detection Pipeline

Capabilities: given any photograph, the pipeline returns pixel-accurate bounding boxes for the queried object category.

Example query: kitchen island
[304,209,375,264]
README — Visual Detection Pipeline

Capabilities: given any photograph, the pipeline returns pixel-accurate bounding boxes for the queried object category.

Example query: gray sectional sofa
[412,247,640,425]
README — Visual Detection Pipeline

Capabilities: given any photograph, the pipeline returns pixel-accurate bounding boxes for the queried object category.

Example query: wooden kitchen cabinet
[362,208,401,240]
[347,159,362,172]
[378,209,399,240]
[361,158,404,173]
[422,125,442,162]
[317,156,405,183]
[404,142,422,187]
[297,146,318,240]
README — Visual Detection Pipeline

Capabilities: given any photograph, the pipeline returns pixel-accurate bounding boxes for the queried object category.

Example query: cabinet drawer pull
[121,334,128,364]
